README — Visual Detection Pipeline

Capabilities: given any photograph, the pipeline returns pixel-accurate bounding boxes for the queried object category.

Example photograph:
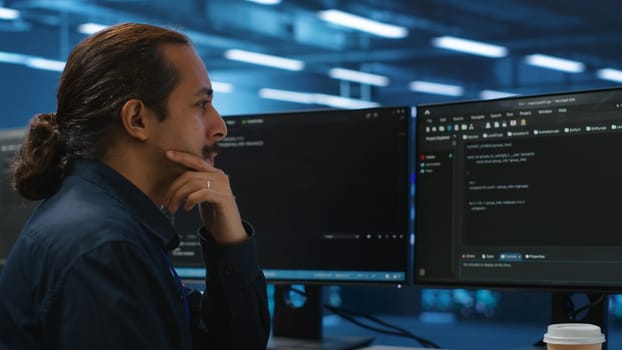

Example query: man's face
[154,43,227,168]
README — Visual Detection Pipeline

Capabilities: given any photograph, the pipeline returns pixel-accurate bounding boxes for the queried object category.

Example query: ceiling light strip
[0,51,65,72]
[328,68,389,86]
[259,88,315,104]
[245,0,282,5]
[259,88,379,109]
[78,23,109,35]
[211,81,235,93]
[225,49,304,71]
[432,36,507,58]
[480,90,519,100]
[525,54,585,73]
[409,81,463,97]
[596,68,622,83]
[25,57,66,72]
[318,9,408,39]
[0,7,20,20]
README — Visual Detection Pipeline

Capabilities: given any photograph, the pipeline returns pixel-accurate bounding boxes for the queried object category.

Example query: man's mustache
[203,143,220,159]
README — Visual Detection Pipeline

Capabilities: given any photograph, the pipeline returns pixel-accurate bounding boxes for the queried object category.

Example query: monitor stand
[516,292,609,350]
[550,292,608,350]
[268,284,375,350]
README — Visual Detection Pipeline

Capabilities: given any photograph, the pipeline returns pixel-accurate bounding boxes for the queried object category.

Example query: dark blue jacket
[0,160,270,349]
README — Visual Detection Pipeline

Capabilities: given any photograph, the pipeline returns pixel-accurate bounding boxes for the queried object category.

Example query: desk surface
[322,314,619,350]
[267,314,619,350]
[360,346,445,350]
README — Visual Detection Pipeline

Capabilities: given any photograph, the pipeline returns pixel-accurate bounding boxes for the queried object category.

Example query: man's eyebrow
[195,87,214,97]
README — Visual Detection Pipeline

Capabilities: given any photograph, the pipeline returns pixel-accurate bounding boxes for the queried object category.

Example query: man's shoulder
[32,185,135,232]
[21,179,143,254]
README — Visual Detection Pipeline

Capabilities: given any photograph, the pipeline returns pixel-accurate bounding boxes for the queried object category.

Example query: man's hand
[163,150,246,244]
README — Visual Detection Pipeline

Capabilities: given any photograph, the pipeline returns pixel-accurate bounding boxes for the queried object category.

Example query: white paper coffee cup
[543,323,606,350]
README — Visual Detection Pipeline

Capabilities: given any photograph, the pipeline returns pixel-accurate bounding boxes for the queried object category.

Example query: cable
[571,294,605,321]
[531,293,608,348]
[324,303,442,348]
[287,286,442,348]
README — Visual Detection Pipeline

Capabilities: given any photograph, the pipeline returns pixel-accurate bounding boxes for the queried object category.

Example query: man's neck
[102,146,169,207]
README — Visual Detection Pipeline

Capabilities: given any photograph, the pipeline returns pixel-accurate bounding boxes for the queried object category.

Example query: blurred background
[2,0,622,127]
[2,0,622,348]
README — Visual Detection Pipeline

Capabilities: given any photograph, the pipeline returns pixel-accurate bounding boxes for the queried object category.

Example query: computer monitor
[414,87,622,349]
[0,128,35,267]
[170,106,412,349]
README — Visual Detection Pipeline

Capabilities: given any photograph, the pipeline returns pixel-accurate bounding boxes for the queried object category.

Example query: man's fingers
[164,174,204,212]
[166,150,212,172]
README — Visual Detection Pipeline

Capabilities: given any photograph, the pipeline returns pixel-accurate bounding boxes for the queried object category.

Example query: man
[0,23,270,349]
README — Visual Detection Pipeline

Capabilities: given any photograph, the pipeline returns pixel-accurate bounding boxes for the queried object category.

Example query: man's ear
[119,99,152,141]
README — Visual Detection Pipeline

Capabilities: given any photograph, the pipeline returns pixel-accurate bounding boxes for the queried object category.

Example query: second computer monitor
[414,87,622,291]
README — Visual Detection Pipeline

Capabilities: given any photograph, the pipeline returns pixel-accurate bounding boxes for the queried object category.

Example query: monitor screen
[413,88,622,349]
[171,106,412,286]
[414,87,622,292]
[0,128,35,267]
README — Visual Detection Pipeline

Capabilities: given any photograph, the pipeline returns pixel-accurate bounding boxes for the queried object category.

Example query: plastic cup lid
[543,323,606,345]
